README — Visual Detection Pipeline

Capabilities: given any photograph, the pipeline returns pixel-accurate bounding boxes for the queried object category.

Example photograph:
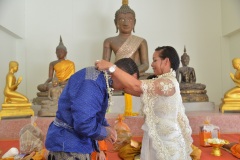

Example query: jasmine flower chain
[104,71,114,112]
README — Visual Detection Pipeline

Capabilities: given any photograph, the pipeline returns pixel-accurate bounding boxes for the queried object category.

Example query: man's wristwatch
[108,65,116,73]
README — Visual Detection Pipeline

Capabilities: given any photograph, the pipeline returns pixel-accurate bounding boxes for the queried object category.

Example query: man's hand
[95,60,113,71]
[96,150,106,160]
[105,126,117,144]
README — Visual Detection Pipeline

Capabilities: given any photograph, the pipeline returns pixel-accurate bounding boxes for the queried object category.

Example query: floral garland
[104,71,114,112]
[157,68,176,78]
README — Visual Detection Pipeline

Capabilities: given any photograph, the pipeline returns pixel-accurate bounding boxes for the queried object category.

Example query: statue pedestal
[220,98,240,113]
[32,96,49,105]
[38,107,57,117]
[0,103,34,119]
[181,93,209,102]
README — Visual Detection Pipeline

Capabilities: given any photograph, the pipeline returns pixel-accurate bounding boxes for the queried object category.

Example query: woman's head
[151,46,180,75]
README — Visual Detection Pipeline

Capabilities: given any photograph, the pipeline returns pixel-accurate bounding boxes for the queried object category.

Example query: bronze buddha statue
[176,46,209,102]
[102,0,150,80]
[102,0,149,116]
[33,36,75,105]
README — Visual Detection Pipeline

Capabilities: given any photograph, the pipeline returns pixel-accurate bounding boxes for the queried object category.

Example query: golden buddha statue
[221,58,240,113]
[0,61,34,119]
[33,36,75,105]
[176,46,209,102]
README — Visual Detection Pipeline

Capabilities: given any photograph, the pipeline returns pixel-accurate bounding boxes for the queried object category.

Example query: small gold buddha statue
[176,46,209,102]
[221,58,240,113]
[0,61,34,119]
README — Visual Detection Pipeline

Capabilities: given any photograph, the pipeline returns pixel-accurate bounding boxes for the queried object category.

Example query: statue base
[38,109,57,117]
[0,103,34,119]
[32,96,49,105]
[220,98,240,113]
[181,91,209,102]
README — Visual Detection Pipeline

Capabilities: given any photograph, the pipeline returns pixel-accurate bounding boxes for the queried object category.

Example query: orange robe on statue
[54,60,75,82]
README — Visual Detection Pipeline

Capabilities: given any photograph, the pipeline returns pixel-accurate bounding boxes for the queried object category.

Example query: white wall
[0,0,26,104]
[0,0,25,38]
[221,0,240,36]
[1,0,239,108]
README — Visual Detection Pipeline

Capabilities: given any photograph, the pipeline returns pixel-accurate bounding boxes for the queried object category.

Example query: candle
[124,93,132,115]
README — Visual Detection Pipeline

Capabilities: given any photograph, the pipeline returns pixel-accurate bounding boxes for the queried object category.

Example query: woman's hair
[115,58,140,78]
[155,46,180,71]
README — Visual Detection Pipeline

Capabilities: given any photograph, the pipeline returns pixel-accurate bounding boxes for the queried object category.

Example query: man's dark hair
[155,46,180,71]
[115,58,139,78]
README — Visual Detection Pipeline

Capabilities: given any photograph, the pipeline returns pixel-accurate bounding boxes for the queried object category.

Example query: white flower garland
[104,71,114,112]
[157,68,176,78]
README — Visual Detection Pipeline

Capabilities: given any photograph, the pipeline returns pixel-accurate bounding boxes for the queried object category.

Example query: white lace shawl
[140,70,193,160]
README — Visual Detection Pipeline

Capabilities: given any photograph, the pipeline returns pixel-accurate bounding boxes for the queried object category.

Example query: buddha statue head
[56,36,67,52]
[9,61,19,72]
[114,0,136,33]
[181,46,190,67]
[232,58,240,70]
[56,36,67,60]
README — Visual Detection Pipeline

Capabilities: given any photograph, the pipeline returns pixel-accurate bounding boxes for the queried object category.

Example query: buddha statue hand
[17,77,22,84]
[230,73,235,81]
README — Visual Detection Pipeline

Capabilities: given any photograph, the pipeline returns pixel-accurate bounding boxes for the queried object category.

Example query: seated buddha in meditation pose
[3,61,30,104]
[176,46,208,102]
[176,46,196,83]
[102,0,149,79]
[37,36,75,93]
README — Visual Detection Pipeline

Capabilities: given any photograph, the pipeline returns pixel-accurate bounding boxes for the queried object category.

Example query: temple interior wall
[0,0,240,111]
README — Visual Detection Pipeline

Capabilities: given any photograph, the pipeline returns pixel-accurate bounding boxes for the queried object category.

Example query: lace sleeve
[153,78,175,96]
